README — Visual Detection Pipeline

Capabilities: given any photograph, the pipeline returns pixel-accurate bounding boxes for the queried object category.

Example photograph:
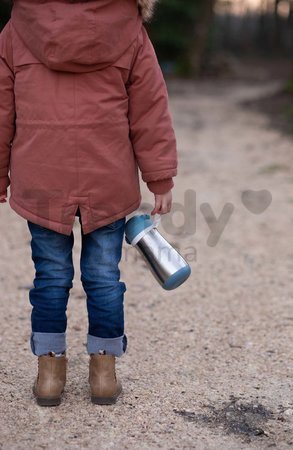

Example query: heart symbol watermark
[241,190,272,214]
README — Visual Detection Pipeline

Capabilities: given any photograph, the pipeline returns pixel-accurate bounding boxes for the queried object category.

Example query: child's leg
[80,217,127,357]
[27,221,75,356]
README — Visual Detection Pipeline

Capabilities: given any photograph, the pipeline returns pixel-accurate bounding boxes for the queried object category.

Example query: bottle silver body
[136,229,189,286]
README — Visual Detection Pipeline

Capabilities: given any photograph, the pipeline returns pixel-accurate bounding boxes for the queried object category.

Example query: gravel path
[0,79,292,450]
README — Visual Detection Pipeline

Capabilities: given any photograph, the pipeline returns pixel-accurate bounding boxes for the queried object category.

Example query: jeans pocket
[27,220,50,233]
[104,217,126,231]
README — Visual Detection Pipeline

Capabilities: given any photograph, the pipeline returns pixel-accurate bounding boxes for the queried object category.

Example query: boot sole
[33,385,62,407]
[36,396,62,407]
[91,388,122,405]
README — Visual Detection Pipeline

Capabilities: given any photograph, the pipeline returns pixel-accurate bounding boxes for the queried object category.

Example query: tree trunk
[289,0,293,19]
[273,0,282,50]
[189,0,216,76]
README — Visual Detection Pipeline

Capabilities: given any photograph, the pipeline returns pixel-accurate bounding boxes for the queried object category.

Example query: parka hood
[11,0,143,73]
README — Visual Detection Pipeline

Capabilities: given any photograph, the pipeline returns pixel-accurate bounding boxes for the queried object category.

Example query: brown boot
[33,352,67,406]
[89,353,122,405]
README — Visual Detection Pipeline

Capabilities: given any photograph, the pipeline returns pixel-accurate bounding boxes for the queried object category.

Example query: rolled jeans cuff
[30,332,66,356]
[87,334,127,357]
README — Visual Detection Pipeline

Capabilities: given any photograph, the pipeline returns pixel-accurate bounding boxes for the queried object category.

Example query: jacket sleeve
[0,22,15,196]
[127,26,178,194]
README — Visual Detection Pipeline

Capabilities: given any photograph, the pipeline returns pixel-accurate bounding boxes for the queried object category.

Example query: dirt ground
[0,77,292,450]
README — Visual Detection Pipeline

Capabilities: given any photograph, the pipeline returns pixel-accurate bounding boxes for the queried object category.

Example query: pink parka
[0,0,177,235]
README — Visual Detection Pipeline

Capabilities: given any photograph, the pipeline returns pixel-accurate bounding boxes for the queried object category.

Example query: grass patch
[258,163,290,174]
[285,78,293,94]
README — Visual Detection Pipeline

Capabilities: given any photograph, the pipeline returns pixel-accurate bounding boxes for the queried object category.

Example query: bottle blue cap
[125,214,153,245]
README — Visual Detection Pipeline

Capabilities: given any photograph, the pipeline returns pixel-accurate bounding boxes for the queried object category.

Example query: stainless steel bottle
[125,214,191,290]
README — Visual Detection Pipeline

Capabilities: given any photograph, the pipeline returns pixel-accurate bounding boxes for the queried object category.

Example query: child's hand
[0,194,7,203]
[151,191,172,216]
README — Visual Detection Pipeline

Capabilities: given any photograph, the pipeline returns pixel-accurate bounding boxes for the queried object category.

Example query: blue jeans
[27,215,127,357]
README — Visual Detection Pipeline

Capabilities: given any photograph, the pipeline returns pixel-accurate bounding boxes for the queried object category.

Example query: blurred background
[148,0,293,77]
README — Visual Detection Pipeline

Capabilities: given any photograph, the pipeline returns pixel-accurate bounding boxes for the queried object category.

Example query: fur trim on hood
[137,0,158,22]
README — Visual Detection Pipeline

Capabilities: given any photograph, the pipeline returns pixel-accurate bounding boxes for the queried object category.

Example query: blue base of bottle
[162,266,191,290]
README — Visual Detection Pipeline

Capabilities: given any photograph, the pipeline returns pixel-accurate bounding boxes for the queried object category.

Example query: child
[0,0,177,406]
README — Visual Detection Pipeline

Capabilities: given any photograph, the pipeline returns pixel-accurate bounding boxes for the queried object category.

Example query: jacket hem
[9,196,73,235]
[9,195,142,236]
